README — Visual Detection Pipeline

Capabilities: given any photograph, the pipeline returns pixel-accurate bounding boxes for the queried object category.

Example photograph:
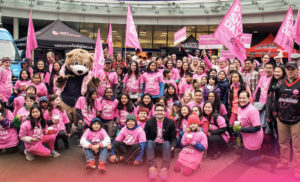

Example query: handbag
[253,102,265,111]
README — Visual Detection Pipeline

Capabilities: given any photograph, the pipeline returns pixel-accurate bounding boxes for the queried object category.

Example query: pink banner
[274,6,294,59]
[174,27,186,45]
[198,35,223,49]
[213,0,246,62]
[26,10,38,62]
[107,22,113,57]
[222,50,236,59]
[93,28,105,75]
[241,33,252,48]
[294,6,300,45]
[125,5,142,51]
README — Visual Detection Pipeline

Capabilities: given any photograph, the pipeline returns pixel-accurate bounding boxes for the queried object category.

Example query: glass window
[153,25,167,49]
[80,23,94,39]
[138,25,153,49]
[167,25,181,47]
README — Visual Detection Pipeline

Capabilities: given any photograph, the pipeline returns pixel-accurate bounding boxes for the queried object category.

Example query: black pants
[55,130,69,149]
[0,146,17,153]
[208,134,227,154]
[113,141,141,162]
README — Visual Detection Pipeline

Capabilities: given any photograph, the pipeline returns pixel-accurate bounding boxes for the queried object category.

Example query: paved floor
[0,137,298,182]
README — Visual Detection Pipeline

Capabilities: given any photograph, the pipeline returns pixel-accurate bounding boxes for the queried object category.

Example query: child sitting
[80,118,111,172]
[174,114,208,176]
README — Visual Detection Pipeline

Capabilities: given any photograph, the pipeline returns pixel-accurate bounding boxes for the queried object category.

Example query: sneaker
[148,167,158,180]
[98,162,106,172]
[276,162,289,169]
[24,150,35,161]
[50,150,61,157]
[159,168,168,181]
[86,160,96,169]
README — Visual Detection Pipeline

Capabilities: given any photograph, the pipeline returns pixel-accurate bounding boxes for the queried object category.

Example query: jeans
[146,140,171,169]
[84,148,107,163]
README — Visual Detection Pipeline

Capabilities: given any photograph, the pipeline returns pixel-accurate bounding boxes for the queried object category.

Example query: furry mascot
[56,49,98,126]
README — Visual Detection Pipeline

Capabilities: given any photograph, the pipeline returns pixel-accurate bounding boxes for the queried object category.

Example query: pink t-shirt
[0,67,12,102]
[0,110,19,149]
[253,75,272,104]
[115,126,146,145]
[14,80,31,96]
[187,101,204,111]
[123,73,142,93]
[118,107,136,127]
[81,128,108,145]
[154,120,164,143]
[75,96,98,126]
[141,72,163,96]
[193,73,206,82]
[182,83,194,95]
[96,70,118,97]
[137,119,147,129]
[99,99,119,120]
[135,105,154,118]
[171,68,180,81]
[164,79,178,92]
[43,108,69,133]
[207,115,230,143]
[238,104,263,150]
[180,118,189,132]
[44,73,58,94]
[220,104,228,116]
[178,131,208,169]
[30,82,48,97]
[13,96,25,116]
[16,107,30,123]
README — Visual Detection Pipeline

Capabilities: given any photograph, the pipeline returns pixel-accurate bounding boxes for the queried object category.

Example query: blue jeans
[84,148,107,163]
[146,140,172,169]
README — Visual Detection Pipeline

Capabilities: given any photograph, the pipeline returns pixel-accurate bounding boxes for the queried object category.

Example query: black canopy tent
[16,19,96,50]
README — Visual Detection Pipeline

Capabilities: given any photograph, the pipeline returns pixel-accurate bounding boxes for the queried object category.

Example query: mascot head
[65,49,94,76]
[136,50,152,63]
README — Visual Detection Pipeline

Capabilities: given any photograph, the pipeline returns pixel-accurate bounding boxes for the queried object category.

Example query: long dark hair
[165,84,179,101]
[49,61,62,94]
[180,62,192,77]
[34,59,46,74]
[117,93,134,112]
[146,61,158,73]
[127,61,140,78]
[85,88,97,113]
[206,91,222,113]
[19,69,31,81]
[139,93,153,110]
[165,60,174,69]
[0,100,7,118]
[229,70,244,86]
[29,105,46,129]
[267,66,286,94]
[177,105,191,129]
[202,101,216,121]
[192,105,203,120]
[48,94,63,115]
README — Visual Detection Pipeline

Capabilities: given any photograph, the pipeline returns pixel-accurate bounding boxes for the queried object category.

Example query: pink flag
[213,0,246,63]
[125,5,142,51]
[274,6,294,59]
[93,28,105,75]
[294,6,300,45]
[187,54,194,60]
[174,27,186,45]
[107,22,113,56]
[26,10,38,62]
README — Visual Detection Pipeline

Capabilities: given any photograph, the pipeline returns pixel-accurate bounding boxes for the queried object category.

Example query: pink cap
[218,57,227,62]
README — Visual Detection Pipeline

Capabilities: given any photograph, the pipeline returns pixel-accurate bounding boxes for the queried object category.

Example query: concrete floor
[0,137,298,182]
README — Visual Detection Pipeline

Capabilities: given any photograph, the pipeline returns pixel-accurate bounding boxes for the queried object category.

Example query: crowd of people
[0,49,299,180]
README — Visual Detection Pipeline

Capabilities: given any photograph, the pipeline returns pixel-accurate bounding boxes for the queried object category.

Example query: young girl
[110,114,146,165]
[15,94,36,126]
[163,69,178,92]
[117,93,136,128]
[200,76,208,91]
[45,61,61,95]
[207,91,228,120]
[202,76,221,100]
[156,57,165,74]
[39,96,48,113]
[192,105,209,135]
[177,106,191,144]
[31,73,48,97]
[43,94,70,149]
[165,84,179,114]
[174,114,208,176]
[116,65,124,99]
[228,71,252,125]
[165,60,180,83]
[13,69,31,96]
[19,105,60,161]
[203,101,229,160]
[0,100,19,152]
[34,60,47,81]
[136,93,155,118]
[141,61,164,101]
[136,107,149,129]
[193,66,206,82]
[0,57,13,103]
[190,57,200,73]
[179,72,194,97]
[99,88,119,139]
[217,71,229,107]
[180,92,193,106]
[123,61,142,104]
[13,86,37,116]
[80,118,111,171]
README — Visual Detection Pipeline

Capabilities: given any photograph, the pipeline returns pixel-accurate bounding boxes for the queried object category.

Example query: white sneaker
[24,150,35,161]
[50,150,61,157]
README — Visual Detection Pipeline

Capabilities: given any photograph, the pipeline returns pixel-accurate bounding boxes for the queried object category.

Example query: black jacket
[144,117,177,147]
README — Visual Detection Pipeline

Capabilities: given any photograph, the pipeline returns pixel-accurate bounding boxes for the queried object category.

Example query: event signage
[125,5,142,51]
[174,27,186,45]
